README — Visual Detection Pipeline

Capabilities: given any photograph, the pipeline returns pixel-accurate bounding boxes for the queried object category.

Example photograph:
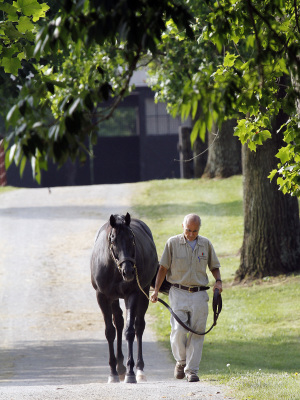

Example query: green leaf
[276,147,290,164]
[190,119,200,146]
[13,0,46,20]
[268,169,277,182]
[199,120,206,142]
[19,156,27,177]
[6,104,20,124]
[224,53,238,67]
[191,98,198,120]
[5,149,11,170]
[3,22,23,40]
[248,141,257,151]
[2,57,21,75]
[260,130,272,141]
[17,16,34,33]
[9,144,17,164]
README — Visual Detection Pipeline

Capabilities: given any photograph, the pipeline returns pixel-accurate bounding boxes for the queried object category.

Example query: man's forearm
[154,265,168,292]
[211,268,223,293]
[211,268,221,281]
[150,265,168,303]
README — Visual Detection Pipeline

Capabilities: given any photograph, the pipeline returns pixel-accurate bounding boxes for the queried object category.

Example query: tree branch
[247,0,264,86]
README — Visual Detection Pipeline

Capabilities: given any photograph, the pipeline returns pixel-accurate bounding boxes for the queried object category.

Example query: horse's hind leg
[135,290,149,382]
[96,291,119,383]
[112,300,126,380]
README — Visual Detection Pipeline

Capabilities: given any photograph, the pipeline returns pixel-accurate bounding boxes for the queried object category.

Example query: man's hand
[150,265,168,303]
[213,280,222,293]
[150,290,159,303]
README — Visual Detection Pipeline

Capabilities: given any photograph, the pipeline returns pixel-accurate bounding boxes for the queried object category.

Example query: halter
[109,226,137,274]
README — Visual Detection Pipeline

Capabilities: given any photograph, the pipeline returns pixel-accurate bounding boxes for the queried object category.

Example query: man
[150,214,222,382]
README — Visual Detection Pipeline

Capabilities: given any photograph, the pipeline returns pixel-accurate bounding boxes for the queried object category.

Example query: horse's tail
[151,264,171,295]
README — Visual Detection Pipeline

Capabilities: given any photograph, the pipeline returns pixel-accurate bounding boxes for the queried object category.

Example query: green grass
[130,176,300,400]
[0,186,16,194]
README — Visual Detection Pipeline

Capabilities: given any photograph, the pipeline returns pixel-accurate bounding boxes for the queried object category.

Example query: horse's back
[129,218,158,284]
[131,218,154,240]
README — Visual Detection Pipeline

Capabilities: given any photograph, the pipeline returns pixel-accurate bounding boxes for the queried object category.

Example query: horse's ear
[110,214,117,228]
[125,212,131,226]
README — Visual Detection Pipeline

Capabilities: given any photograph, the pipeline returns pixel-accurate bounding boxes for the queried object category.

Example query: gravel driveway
[0,184,234,399]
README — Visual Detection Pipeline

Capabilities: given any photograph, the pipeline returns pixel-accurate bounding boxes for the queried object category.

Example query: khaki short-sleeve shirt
[160,233,220,287]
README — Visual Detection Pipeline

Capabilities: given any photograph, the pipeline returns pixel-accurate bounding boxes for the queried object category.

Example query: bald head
[183,214,201,228]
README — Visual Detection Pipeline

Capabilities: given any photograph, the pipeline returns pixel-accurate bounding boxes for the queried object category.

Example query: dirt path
[0,184,234,399]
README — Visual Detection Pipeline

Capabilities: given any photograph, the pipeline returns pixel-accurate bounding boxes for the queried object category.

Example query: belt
[172,283,210,292]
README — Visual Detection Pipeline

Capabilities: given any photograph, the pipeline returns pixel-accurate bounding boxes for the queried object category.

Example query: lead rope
[135,266,150,300]
[134,265,222,336]
[134,263,222,336]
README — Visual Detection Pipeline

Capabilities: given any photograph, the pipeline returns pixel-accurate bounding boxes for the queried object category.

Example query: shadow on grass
[134,200,243,219]
[157,334,299,375]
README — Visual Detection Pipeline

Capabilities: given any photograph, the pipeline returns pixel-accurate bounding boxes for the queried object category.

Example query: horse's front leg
[96,291,119,383]
[135,290,149,382]
[112,300,126,380]
[124,292,138,383]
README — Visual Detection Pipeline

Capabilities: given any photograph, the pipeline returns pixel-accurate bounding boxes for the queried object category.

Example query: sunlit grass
[229,371,299,400]
[131,176,300,400]
[132,176,243,260]
[0,186,16,194]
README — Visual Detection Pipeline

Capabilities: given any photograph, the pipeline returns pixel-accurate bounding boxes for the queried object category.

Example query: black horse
[91,212,169,383]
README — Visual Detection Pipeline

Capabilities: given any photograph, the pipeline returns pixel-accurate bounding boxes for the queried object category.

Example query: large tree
[203,0,300,276]
[147,0,300,278]
[238,115,300,279]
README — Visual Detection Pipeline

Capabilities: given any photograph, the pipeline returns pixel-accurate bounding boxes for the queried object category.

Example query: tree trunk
[192,133,208,178]
[203,119,242,178]
[192,104,208,178]
[236,117,300,280]
[178,126,193,178]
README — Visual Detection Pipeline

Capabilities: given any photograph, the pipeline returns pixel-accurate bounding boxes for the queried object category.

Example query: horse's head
[109,212,136,282]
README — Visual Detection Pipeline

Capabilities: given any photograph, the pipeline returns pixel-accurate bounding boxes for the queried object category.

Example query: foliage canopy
[148,0,300,196]
[1,0,193,182]
[1,0,300,196]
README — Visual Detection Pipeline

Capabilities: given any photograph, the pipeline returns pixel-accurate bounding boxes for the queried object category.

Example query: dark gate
[5,87,184,188]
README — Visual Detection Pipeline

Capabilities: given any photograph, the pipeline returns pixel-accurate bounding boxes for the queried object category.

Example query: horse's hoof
[136,370,147,382]
[124,373,137,384]
[119,373,125,381]
[108,374,120,383]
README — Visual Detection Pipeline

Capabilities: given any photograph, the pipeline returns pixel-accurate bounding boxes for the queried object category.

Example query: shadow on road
[0,338,172,386]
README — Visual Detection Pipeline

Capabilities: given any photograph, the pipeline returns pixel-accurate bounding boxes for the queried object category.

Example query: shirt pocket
[173,255,187,272]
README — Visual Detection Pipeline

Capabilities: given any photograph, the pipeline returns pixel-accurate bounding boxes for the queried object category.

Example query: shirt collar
[180,233,201,245]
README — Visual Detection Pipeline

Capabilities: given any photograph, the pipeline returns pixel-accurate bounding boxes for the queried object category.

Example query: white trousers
[169,286,209,375]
